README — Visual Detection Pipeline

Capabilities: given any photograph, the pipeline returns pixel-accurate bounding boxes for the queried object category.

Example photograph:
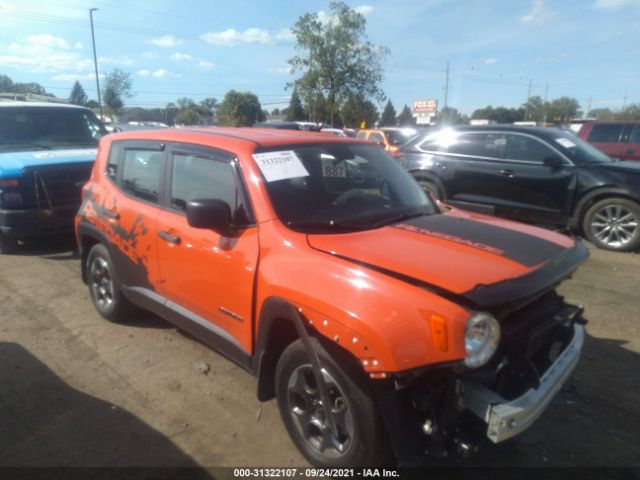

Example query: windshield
[0,107,107,153]
[385,129,416,146]
[259,143,435,233]
[546,129,615,165]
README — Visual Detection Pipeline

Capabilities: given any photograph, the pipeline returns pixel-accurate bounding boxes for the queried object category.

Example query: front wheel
[582,198,640,251]
[275,339,391,467]
[418,179,442,201]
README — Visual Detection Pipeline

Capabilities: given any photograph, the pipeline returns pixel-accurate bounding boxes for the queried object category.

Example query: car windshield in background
[385,129,416,146]
[547,130,615,165]
[0,107,107,152]
[259,143,435,233]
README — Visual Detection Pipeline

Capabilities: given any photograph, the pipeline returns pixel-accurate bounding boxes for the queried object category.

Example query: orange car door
[155,143,259,354]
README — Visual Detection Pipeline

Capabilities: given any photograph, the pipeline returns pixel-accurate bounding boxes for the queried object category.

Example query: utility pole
[542,82,549,125]
[587,97,592,118]
[442,61,449,124]
[525,78,532,120]
[89,8,103,120]
[622,90,628,110]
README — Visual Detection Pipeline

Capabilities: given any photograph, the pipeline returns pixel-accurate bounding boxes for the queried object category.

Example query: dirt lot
[0,237,639,470]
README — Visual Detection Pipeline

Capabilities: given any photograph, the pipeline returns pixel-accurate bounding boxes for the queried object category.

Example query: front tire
[418,179,442,201]
[86,243,135,321]
[275,339,391,467]
[582,198,640,251]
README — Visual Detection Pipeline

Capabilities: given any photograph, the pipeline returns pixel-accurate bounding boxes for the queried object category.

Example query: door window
[447,133,506,159]
[629,125,640,145]
[505,134,557,163]
[120,149,163,203]
[369,132,385,144]
[170,153,249,224]
[588,124,623,143]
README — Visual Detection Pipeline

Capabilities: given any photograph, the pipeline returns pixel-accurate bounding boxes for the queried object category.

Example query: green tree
[396,104,415,126]
[271,108,281,116]
[0,74,13,92]
[522,95,544,122]
[379,100,397,126]
[68,81,88,106]
[177,107,199,125]
[438,107,467,125]
[286,87,306,121]
[340,94,378,128]
[198,97,218,116]
[288,1,388,125]
[618,104,640,120]
[217,90,265,126]
[546,97,581,124]
[587,108,614,119]
[102,69,133,118]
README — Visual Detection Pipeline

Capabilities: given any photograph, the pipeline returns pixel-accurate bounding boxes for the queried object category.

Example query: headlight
[464,312,500,368]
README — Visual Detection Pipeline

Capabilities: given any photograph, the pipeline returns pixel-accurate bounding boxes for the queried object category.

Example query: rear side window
[369,132,384,144]
[629,125,640,145]
[121,149,163,203]
[357,132,367,139]
[505,134,556,163]
[448,133,506,159]
[588,124,623,143]
[171,153,249,224]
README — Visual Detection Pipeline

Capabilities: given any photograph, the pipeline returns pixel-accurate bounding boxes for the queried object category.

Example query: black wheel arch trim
[409,169,446,198]
[77,222,121,285]
[570,187,640,229]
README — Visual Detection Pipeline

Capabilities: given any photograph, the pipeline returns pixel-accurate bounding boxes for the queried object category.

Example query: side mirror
[543,156,564,168]
[186,199,232,234]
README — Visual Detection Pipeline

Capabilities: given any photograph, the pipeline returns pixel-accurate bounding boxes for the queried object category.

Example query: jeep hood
[0,149,97,177]
[307,210,588,308]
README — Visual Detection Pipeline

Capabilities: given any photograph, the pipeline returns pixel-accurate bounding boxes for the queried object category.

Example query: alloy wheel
[89,256,114,309]
[590,204,639,249]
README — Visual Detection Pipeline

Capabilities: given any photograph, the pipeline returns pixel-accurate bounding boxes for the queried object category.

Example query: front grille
[21,163,93,209]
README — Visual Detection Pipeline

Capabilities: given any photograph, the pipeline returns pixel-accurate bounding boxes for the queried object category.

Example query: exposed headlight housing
[464,312,500,368]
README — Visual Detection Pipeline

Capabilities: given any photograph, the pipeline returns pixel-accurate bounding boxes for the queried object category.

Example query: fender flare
[570,187,640,229]
[409,169,447,199]
[76,222,120,285]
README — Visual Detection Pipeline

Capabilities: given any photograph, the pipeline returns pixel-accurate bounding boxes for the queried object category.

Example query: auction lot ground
[0,237,638,470]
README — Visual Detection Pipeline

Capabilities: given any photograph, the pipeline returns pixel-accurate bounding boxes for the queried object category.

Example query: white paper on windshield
[555,138,576,149]
[252,150,309,182]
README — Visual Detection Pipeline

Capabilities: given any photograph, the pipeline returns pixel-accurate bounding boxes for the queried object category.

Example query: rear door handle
[158,231,181,245]
[104,209,119,220]
[624,149,636,155]
[500,169,515,178]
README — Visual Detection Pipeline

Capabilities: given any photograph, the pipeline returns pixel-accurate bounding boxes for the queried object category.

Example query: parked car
[357,127,418,152]
[396,125,640,251]
[577,121,640,161]
[76,127,587,466]
[320,127,347,137]
[0,102,106,253]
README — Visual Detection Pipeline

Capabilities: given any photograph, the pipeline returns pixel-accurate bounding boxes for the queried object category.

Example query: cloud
[483,58,499,64]
[197,60,215,69]
[74,42,83,49]
[151,68,181,78]
[318,5,374,25]
[170,52,192,61]
[141,51,158,59]
[137,69,151,77]
[268,66,292,75]
[53,73,104,81]
[593,0,639,9]
[520,0,555,24]
[98,56,134,66]
[199,27,294,46]
[148,35,184,48]
[0,35,92,73]
[354,5,374,16]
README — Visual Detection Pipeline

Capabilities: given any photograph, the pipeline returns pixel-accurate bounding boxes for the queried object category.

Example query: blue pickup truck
[0,102,107,253]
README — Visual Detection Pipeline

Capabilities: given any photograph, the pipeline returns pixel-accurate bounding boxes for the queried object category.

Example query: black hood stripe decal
[394,215,567,267]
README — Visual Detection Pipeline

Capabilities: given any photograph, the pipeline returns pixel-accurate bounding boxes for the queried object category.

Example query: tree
[587,108,614,120]
[286,87,306,121]
[618,104,640,121]
[0,74,13,92]
[217,90,265,126]
[177,108,199,125]
[340,94,378,128]
[438,107,467,125]
[546,97,581,124]
[288,1,389,125]
[176,97,196,110]
[68,81,88,106]
[102,69,133,118]
[522,96,544,122]
[199,97,218,116]
[397,105,415,127]
[379,100,397,126]
[271,108,281,116]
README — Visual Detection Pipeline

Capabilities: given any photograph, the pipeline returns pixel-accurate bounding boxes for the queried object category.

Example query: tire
[275,338,391,467]
[582,198,640,251]
[0,232,18,254]
[86,243,136,321]
[418,179,442,201]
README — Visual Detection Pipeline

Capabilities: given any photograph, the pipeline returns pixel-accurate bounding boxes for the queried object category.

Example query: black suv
[396,125,640,251]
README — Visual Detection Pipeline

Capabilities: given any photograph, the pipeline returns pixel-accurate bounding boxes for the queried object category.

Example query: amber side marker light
[0,179,19,188]
[429,314,448,352]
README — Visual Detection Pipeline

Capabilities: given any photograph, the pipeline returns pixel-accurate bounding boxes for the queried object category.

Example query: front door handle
[158,231,181,245]
[500,169,516,178]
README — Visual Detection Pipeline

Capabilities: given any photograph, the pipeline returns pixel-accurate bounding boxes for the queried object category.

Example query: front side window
[448,133,506,159]
[170,153,249,224]
[588,124,623,143]
[629,125,640,145]
[120,149,163,203]
[259,143,434,233]
[505,134,556,162]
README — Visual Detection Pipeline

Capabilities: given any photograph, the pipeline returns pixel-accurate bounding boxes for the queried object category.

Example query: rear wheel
[275,339,391,467]
[418,179,442,201]
[87,243,136,321]
[0,232,19,254]
[582,198,640,251]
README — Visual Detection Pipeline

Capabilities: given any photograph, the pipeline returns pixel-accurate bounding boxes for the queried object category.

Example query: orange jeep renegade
[76,128,588,467]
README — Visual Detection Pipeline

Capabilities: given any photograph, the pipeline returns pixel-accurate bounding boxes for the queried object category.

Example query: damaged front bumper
[461,323,584,443]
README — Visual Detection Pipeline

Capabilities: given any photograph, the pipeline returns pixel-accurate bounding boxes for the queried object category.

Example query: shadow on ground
[0,342,212,478]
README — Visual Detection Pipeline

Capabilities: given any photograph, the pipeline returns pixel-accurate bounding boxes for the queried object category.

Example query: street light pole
[89,8,103,120]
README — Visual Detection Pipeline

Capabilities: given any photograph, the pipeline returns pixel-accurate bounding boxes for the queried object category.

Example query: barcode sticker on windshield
[252,151,309,182]
[555,138,576,149]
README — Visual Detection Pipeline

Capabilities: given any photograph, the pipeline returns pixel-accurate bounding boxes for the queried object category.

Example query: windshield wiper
[369,211,429,228]
[286,220,366,232]
[0,143,52,151]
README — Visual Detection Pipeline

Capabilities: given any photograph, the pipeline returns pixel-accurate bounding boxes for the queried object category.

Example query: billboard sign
[413,99,438,114]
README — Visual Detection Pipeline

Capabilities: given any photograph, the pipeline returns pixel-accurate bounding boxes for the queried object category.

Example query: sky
[0,0,639,117]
